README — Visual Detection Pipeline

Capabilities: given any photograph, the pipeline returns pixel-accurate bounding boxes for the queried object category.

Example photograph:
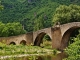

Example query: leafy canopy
[0,1,4,10]
[53,4,80,24]
[0,22,26,37]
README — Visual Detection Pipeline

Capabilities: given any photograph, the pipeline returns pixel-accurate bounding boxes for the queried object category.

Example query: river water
[4,52,67,60]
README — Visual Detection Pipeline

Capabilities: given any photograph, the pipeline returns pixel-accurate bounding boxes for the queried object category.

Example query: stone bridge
[0,22,80,50]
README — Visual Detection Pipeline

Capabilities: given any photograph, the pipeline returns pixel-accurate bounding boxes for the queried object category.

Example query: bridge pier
[51,27,62,50]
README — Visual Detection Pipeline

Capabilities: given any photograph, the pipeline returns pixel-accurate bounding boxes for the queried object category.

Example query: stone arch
[9,42,16,45]
[20,40,26,45]
[60,26,80,50]
[34,32,52,46]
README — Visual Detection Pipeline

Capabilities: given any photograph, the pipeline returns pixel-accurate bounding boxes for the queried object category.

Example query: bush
[63,34,80,60]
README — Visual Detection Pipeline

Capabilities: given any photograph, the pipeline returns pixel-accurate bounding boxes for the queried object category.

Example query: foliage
[0,0,59,32]
[43,34,51,41]
[0,0,80,32]
[41,40,52,49]
[53,0,80,5]
[63,34,80,60]
[53,4,80,24]
[0,1,4,10]
[0,43,53,56]
[0,22,26,37]
[33,15,44,31]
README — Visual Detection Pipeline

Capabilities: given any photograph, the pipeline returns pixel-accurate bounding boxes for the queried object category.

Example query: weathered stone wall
[26,32,33,45]
[60,22,80,50]
[33,27,52,45]
[51,22,80,50]
[51,27,62,50]
[60,22,80,36]
[0,32,33,45]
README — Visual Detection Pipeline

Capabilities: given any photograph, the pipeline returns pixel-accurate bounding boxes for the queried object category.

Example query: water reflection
[5,53,67,60]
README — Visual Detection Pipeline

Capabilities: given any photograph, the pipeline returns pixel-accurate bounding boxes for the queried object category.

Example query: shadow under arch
[60,26,80,50]
[20,40,26,45]
[9,42,16,45]
[34,32,52,46]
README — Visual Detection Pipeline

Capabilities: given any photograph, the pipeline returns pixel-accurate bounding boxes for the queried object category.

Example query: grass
[0,42,57,56]
[0,40,60,60]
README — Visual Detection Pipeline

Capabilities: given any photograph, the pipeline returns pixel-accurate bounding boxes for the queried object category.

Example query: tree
[0,1,4,10]
[5,22,26,36]
[34,15,44,31]
[0,22,26,37]
[53,4,80,24]
[0,22,5,36]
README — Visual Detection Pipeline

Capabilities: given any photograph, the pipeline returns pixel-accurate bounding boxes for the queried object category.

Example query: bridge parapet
[0,33,33,45]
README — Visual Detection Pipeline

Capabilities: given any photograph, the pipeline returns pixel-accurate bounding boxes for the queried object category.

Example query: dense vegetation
[63,34,80,60]
[0,1,3,10]
[0,22,26,37]
[0,42,55,56]
[53,4,80,24]
[0,0,80,32]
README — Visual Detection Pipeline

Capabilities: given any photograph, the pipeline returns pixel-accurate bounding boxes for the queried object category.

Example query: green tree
[34,15,44,31]
[53,4,80,24]
[0,22,26,37]
[0,22,5,36]
[6,22,26,36]
[0,1,3,10]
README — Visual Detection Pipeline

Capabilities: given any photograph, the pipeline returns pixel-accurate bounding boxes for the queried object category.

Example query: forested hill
[0,0,80,32]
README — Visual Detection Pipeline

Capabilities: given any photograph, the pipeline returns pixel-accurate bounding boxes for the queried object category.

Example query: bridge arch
[9,42,16,45]
[34,32,52,46]
[20,40,26,45]
[60,26,80,49]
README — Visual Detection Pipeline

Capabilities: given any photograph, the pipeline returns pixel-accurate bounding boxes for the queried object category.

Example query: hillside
[0,0,80,32]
